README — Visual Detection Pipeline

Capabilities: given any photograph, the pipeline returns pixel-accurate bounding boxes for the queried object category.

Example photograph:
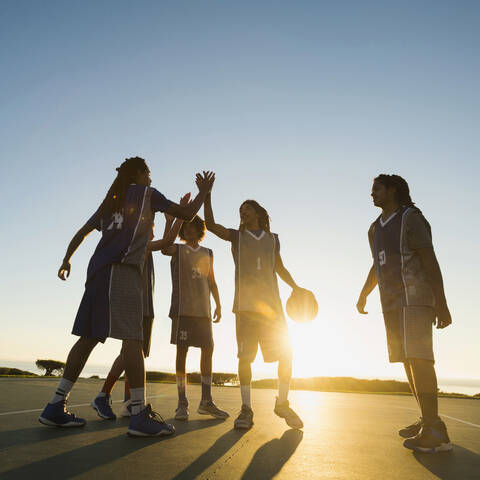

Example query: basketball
[286,288,318,323]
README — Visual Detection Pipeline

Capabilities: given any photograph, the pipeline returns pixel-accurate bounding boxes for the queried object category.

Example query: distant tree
[90,375,100,379]
[212,373,238,386]
[187,372,201,384]
[35,359,65,376]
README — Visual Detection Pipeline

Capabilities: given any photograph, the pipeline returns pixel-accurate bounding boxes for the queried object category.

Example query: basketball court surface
[1,378,479,479]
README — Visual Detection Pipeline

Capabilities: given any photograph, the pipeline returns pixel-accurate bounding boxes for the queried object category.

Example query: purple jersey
[86,184,172,281]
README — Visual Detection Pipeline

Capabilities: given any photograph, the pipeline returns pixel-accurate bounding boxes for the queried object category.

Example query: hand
[356,294,368,314]
[179,192,191,207]
[58,260,71,280]
[195,171,215,194]
[213,306,221,323]
[435,304,452,329]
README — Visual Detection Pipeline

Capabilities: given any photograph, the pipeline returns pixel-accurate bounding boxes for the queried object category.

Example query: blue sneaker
[91,394,116,420]
[127,404,175,437]
[38,399,86,428]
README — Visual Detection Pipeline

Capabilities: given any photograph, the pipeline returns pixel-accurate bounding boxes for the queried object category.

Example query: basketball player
[39,158,214,437]
[160,215,229,421]
[204,191,306,430]
[357,174,452,453]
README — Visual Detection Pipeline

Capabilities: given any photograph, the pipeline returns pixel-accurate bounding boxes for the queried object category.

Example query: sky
[1,1,479,384]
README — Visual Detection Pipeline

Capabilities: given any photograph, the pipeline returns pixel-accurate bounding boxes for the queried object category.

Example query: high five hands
[196,171,215,194]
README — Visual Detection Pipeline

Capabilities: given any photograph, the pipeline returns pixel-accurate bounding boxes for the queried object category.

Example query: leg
[176,346,188,404]
[122,339,145,415]
[100,353,125,395]
[239,357,253,406]
[200,346,213,402]
[403,361,419,406]
[63,337,99,382]
[409,359,438,423]
[277,349,292,403]
[92,352,123,420]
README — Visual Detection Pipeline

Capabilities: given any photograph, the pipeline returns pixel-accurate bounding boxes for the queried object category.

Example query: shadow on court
[1,418,223,480]
[414,444,480,480]
[171,428,248,479]
[241,429,303,479]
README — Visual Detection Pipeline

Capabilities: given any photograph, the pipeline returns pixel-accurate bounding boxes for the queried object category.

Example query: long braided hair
[239,200,271,232]
[98,157,149,220]
[374,174,417,209]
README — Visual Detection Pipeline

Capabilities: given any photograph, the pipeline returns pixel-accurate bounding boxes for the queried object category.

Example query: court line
[402,408,480,429]
[0,395,165,417]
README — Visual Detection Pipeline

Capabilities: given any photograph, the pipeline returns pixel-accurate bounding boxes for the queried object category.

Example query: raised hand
[195,171,215,194]
[58,260,71,280]
[179,192,191,206]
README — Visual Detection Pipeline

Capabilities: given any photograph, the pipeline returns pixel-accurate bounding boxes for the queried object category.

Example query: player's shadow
[171,428,248,479]
[413,444,480,480]
[241,429,303,479]
[1,418,223,480]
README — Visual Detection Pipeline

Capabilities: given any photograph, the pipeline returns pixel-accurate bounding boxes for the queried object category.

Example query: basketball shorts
[235,312,291,363]
[170,316,214,348]
[72,264,144,342]
[383,306,435,363]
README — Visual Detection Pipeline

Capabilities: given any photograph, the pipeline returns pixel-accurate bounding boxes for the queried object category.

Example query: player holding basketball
[357,174,452,453]
[160,215,229,421]
[204,191,306,430]
[39,157,214,437]
[90,196,189,420]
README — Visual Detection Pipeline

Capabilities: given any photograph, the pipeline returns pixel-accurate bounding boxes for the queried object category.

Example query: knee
[410,358,435,373]
[176,346,188,358]
[78,337,98,350]
[201,347,213,357]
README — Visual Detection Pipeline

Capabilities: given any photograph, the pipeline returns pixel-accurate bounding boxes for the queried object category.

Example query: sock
[278,380,290,404]
[201,375,212,402]
[240,384,251,408]
[101,372,119,395]
[418,392,439,424]
[124,378,130,402]
[177,375,187,403]
[130,387,146,415]
[50,378,74,404]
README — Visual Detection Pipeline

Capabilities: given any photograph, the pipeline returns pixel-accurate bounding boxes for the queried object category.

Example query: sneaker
[274,398,303,429]
[120,399,132,417]
[234,404,254,429]
[91,394,116,420]
[403,419,453,453]
[38,399,86,428]
[197,400,229,419]
[127,404,176,437]
[399,418,423,438]
[175,402,189,421]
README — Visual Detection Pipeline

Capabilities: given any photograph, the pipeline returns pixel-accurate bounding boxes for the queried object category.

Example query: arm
[58,222,95,280]
[165,171,215,221]
[208,257,221,323]
[204,193,231,241]
[149,218,183,252]
[275,252,299,290]
[417,247,452,329]
[356,264,377,314]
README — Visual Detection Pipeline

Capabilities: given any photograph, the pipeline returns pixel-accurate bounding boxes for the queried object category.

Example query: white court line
[402,408,480,429]
[0,395,165,417]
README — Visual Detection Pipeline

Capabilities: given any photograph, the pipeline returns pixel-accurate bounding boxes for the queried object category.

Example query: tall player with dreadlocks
[39,157,215,437]
[204,191,310,430]
[357,174,452,453]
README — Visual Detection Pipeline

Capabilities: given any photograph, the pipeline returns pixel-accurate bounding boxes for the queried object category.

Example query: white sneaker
[120,399,132,417]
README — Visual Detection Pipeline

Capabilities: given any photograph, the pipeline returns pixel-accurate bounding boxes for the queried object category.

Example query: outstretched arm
[204,193,231,241]
[417,247,452,329]
[58,223,95,280]
[166,171,215,221]
[356,264,377,314]
[275,252,299,290]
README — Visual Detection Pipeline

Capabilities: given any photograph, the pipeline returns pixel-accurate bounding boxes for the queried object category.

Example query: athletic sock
[240,384,251,408]
[124,377,130,402]
[130,387,146,415]
[201,376,212,402]
[176,375,187,404]
[418,392,439,424]
[50,378,74,404]
[277,380,290,404]
[101,372,119,395]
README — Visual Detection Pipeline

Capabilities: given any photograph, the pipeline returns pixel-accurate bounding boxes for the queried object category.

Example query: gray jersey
[169,244,212,319]
[230,229,283,318]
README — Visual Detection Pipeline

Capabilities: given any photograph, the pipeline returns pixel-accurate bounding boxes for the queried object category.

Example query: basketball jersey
[229,229,283,318]
[369,206,435,312]
[86,184,171,281]
[169,244,212,319]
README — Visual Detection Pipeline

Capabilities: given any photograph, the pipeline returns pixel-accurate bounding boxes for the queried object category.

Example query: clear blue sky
[1,1,478,382]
